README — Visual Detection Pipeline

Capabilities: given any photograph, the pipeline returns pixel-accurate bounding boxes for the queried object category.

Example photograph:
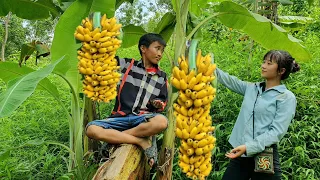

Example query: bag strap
[252,90,260,139]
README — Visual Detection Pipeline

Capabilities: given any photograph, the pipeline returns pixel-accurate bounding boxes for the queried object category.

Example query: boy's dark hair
[138,33,166,55]
[263,50,300,80]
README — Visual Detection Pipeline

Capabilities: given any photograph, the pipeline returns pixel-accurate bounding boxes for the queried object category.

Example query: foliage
[116,0,172,26]
[0,15,27,58]
[0,0,62,20]
[19,41,50,66]
[24,18,58,44]
[0,56,64,118]
[0,58,70,180]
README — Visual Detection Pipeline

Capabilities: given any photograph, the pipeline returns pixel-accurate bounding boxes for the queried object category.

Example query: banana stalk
[188,39,198,72]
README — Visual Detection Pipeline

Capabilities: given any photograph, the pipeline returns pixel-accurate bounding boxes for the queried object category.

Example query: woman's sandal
[144,136,158,168]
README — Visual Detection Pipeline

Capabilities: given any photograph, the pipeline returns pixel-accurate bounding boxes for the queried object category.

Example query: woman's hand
[225,145,246,159]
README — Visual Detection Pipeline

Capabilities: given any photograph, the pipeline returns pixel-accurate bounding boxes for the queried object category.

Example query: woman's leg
[222,157,253,180]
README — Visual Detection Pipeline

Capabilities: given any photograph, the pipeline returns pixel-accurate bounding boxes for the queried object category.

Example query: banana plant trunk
[83,97,99,153]
[157,0,190,179]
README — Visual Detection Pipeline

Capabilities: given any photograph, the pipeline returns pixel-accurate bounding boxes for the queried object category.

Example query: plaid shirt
[110,57,168,117]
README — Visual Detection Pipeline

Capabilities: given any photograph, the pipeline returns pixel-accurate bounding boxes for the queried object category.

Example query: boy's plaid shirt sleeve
[110,57,168,117]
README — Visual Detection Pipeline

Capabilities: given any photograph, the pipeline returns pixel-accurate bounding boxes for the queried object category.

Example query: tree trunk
[1,12,11,62]
[92,144,150,180]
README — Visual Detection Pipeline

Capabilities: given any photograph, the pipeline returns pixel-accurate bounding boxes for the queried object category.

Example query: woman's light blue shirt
[216,68,296,156]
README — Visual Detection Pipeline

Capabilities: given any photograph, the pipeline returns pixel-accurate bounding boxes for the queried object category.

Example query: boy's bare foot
[138,137,156,167]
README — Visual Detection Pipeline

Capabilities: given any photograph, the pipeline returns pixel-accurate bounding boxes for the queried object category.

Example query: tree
[1,12,10,61]
[24,18,58,45]
[0,13,26,61]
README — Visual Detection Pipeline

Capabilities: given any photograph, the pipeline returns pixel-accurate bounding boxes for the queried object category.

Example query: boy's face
[141,41,165,65]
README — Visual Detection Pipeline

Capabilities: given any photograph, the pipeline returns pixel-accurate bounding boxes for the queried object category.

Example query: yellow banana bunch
[172,50,217,180]
[75,14,122,103]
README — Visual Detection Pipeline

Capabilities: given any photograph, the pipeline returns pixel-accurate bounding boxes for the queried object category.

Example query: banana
[176,128,183,139]
[195,148,204,156]
[187,138,194,146]
[79,67,86,74]
[180,60,189,74]
[171,77,181,89]
[193,83,206,91]
[185,99,193,108]
[90,28,100,37]
[193,99,203,107]
[187,148,195,156]
[188,77,197,89]
[172,66,181,80]
[205,63,217,76]
[198,139,209,148]
[75,33,85,41]
[179,79,188,90]
[84,34,92,42]
[194,132,207,140]
[76,26,85,35]
[93,32,102,41]
[182,129,190,139]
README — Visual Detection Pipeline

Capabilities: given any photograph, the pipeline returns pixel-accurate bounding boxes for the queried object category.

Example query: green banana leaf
[279,16,314,30]
[90,0,115,18]
[0,62,60,100]
[116,0,134,9]
[279,16,314,24]
[189,0,210,16]
[51,0,92,93]
[0,56,65,118]
[153,12,176,43]
[0,0,62,19]
[216,1,311,61]
[121,25,147,48]
[19,41,50,66]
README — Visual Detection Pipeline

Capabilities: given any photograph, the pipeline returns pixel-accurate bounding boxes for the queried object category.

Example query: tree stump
[92,144,150,180]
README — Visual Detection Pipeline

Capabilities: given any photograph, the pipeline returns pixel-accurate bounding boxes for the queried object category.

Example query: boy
[86,33,168,167]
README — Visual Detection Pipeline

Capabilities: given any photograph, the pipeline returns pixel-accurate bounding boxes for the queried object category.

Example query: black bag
[252,91,275,174]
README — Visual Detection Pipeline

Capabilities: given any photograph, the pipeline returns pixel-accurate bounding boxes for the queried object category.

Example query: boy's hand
[151,99,164,109]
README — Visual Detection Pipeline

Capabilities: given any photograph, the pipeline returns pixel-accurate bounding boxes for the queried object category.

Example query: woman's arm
[216,68,250,96]
[245,91,297,156]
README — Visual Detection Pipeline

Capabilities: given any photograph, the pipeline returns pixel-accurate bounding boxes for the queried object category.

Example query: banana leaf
[0,0,62,19]
[216,1,311,61]
[0,56,65,118]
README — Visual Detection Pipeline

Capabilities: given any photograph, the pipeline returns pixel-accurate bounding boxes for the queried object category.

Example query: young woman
[217,50,300,180]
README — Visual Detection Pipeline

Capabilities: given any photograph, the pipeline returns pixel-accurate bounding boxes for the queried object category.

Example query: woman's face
[261,59,281,80]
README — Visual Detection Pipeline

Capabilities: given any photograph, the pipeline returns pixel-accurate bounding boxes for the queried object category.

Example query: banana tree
[138,0,311,179]
[0,0,132,179]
